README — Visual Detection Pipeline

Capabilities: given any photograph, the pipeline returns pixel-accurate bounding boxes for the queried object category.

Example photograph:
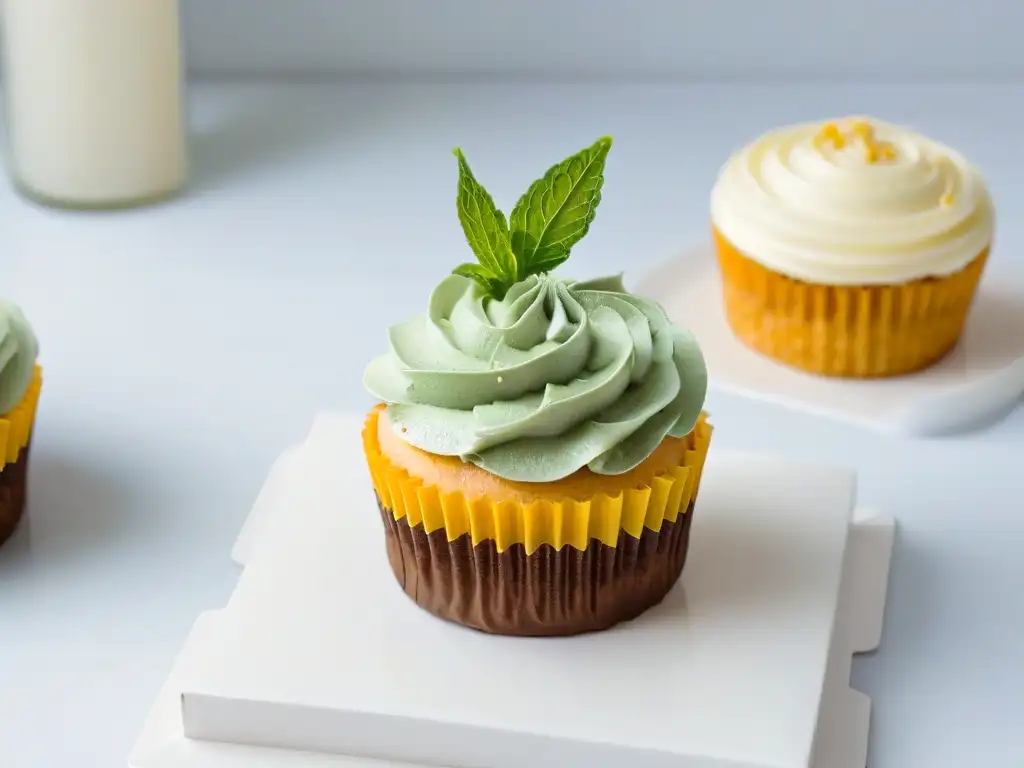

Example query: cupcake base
[379,494,695,637]
[0,442,31,548]
[365,404,713,637]
[713,227,990,378]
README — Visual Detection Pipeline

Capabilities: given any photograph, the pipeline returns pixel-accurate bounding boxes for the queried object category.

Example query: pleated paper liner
[0,364,43,547]
[712,227,989,378]
[363,406,714,636]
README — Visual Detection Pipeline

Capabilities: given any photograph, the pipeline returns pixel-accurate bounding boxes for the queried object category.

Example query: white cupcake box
[634,243,1024,436]
[129,412,895,768]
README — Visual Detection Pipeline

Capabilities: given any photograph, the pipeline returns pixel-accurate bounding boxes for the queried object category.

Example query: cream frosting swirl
[711,116,994,285]
[363,273,707,483]
[0,300,38,415]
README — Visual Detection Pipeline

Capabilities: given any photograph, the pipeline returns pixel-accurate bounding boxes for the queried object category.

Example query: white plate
[129,412,895,768]
[633,243,1024,436]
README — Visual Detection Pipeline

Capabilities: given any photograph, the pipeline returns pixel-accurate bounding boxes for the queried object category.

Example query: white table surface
[0,81,1021,768]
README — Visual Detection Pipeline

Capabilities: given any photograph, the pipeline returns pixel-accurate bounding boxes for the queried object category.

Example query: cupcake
[363,137,712,636]
[711,116,995,378]
[0,301,42,548]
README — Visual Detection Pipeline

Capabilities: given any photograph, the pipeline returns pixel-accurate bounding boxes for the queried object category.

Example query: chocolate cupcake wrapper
[0,442,32,547]
[380,496,695,636]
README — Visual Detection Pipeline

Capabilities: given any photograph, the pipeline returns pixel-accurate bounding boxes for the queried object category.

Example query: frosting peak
[0,301,38,415]
[364,274,707,483]
[711,116,994,285]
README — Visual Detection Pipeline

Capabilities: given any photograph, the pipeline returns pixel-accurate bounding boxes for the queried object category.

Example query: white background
[3,2,1024,767]
[182,0,1024,79]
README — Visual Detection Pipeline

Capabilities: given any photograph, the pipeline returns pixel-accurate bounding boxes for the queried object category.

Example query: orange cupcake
[710,116,994,378]
[363,137,711,636]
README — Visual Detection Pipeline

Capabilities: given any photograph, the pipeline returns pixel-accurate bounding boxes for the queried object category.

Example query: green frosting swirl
[363,273,707,483]
[0,300,38,415]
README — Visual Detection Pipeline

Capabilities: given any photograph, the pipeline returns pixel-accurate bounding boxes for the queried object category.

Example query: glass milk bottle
[2,0,188,208]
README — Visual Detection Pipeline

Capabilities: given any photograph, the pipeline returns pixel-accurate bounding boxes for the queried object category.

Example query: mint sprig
[451,136,613,299]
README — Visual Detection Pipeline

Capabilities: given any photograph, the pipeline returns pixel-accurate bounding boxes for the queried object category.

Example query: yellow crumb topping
[816,122,846,149]
[815,119,898,164]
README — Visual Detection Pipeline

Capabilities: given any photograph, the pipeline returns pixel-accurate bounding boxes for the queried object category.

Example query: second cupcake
[711,116,995,378]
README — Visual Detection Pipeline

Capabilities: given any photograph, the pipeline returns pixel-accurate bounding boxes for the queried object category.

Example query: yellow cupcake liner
[713,226,989,378]
[363,408,713,555]
[0,364,42,468]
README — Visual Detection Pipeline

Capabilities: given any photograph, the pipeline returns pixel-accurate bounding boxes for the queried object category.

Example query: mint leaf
[453,148,517,290]
[453,262,504,297]
[453,262,492,281]
[509,136,613,276]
